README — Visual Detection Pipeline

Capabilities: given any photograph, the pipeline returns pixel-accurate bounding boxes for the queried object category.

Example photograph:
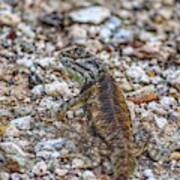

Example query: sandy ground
[0,0,179,179]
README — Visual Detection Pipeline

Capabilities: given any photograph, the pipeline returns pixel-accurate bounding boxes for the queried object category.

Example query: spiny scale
[91,73,136,180]
[59,46,136,180]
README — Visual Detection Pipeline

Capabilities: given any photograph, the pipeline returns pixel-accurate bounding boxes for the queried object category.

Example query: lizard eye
[61,58,72,67]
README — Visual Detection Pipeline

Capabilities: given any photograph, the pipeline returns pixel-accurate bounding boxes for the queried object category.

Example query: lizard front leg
[58,81,99,121]
[58,93,107,170]
[58,94,87,122]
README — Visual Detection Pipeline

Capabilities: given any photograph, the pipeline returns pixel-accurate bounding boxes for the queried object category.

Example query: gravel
[69,6,111,24]
[0,0,179,179]
[10,116,32,130]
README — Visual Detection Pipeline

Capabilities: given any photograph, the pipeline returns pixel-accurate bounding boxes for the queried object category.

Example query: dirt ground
[0,0,179,179]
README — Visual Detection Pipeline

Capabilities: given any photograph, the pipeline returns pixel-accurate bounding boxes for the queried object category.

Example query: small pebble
[35,138,66,151]
[0,10,20,26]
[160,96,176,110]
[16,56,34,68]
[112,29,133,44]
[82,170,96,180]
[70,6,110,24]
[12,106,32,117]
[45,81,72,97]
[0,172,9,180]
[154,116,168,129]
[69,25,87,44]
[55,168,68,177]
[17,23,35,38]
[104,16,121,30]
[122,46,134,55]
[126,65,150,83]
[31,84,44,96]
[32,161,47,177]
[36,57,55,68]
[167,70,180,91]
[143,169,154,178]
[99,27,112,41]
[72,158,84,168]
[147,102,166,115]
[36,150,60,160]
[4,126,20,137]
[11,116,32,130]
[10,173,29,180]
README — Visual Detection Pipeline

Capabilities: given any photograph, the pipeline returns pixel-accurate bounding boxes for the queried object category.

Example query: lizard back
[88,72,136,180]
[59,46,136,180]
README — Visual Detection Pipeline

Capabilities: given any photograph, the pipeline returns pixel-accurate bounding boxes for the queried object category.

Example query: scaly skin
[86,73,136,180]
[59,46,180,179]
[59,46,136,179]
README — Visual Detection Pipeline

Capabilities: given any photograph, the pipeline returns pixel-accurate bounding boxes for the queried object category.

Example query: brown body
[59,46,136,179]
[60,46,179,179]
[87,73,136,180]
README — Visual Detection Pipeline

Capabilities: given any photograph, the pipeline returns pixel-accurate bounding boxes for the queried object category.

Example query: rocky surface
[0,0,179,179]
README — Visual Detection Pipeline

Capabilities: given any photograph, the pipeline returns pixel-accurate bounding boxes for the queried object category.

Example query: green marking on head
[59,48,103,85]
[64,67,85,85]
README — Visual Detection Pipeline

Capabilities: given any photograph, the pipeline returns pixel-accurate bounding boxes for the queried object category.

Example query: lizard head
[59,46,104,85]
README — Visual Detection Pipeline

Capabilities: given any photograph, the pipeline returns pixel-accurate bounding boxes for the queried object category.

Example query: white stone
[16,56,34,68]
[147,178,156,180]
[74,108,84,117]
[82,170,96,180]
[121,79,133,92]
[18,23,35,38]
[55,168,68,176]
[13,106,32,117]
[11,116,32,130]
[36,150,60,159]
[104,16,121,30]
[154,116,167,129]
[0,10,20,26]
[143,169,154,177]
[126,65,150,83]
[38,97,60,111]
[112,29,133,44]
[147,102,166,115]
[0,142,29,169]
[160,96,176,109]
[72,158,84,168]
[0,172,9,180]
[70,6,110,24]
[45,81,72,97]
[70,177,79,180]
[99,27,111,41]
[11,173,29,180]
[5,125,20,137]
[151,76,164,85]
[36,57,55,68]
[0,109,12,117]
[31,84,44,96]
[69,25,87,44]
[32,161,47,176]
[0,142,27,156]
[66,110,74,119]
[35,138,66,151]
[166,69,180,91]
[169,111,180,121]
[122,46,134,55]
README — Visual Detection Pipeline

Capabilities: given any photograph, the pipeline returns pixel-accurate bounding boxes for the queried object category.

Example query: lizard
[57,46,180,180]
[57,46,139,180]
